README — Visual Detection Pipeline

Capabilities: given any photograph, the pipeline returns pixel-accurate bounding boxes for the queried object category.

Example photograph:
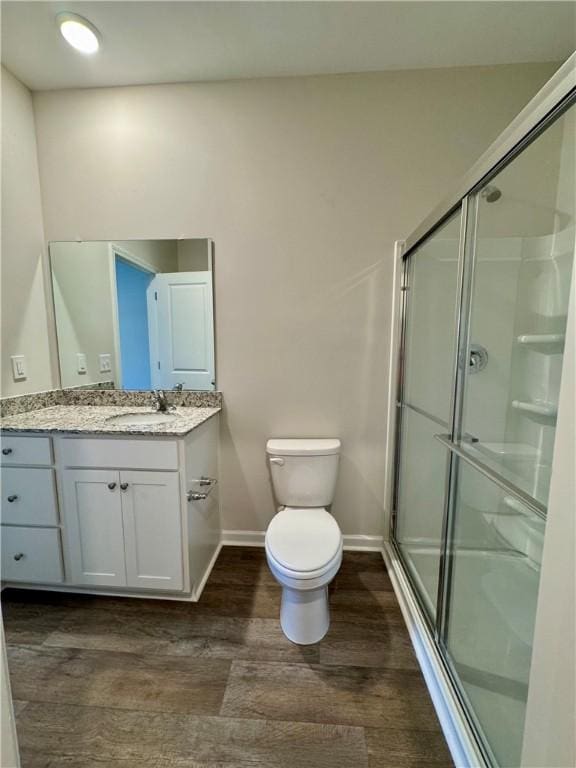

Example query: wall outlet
[11,355,27,381]
[99,354,112,373]
[77,353,87,374]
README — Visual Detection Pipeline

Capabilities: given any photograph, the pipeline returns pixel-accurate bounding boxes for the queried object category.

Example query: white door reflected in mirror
[148,272,215,391]
[49,238,216,392]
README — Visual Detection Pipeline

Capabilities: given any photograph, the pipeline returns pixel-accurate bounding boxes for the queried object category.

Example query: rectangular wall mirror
[50,239,215,392]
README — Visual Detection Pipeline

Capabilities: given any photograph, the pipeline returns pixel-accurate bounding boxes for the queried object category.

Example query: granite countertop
[0,405,220,437]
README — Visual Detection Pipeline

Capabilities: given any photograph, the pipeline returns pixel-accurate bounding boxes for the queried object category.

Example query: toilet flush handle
[269,457,284,466]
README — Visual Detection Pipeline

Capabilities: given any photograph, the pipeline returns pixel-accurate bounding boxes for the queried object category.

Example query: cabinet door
[120,471,183,591]
[62,469,127,587]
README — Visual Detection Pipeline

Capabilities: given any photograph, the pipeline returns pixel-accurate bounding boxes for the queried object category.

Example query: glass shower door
[392,94,574,766]
[458,105,575,505]
[394,209,462,621]
[442,102,575,766]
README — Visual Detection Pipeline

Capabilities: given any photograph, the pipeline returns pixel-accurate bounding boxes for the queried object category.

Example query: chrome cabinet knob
[107,482,117,490]
[120,483,129,491]
[2,448,13,455]
[7,495,18,503]
[13,553,24,561]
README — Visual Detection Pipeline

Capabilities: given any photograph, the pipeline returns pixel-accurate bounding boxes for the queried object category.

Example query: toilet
[265,438,343,645]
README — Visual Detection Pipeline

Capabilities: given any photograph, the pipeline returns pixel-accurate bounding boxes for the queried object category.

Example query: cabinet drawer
[1,436,52,466]
[1,468,58,526]
[1,526,63,583]
[60,438,178,470]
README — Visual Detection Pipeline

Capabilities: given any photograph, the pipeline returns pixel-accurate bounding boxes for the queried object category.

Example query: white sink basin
[106,411,180,426]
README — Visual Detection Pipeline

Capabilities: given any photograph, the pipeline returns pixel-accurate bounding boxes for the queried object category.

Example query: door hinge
[157,361,161,370]
[154,291,158,301]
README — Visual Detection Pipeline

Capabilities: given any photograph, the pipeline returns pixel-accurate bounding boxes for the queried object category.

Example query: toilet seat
[265,507,342,579]
[266,546,342,586]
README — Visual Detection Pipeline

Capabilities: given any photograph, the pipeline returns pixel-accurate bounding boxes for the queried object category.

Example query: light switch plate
[11,355,27,381]
[77,353,87,374]
[99,354,112,373]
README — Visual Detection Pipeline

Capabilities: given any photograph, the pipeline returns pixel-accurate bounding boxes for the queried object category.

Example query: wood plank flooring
[3,547,453,767]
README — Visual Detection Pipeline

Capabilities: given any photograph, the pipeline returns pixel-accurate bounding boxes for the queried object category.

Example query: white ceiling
[2,1,575,91]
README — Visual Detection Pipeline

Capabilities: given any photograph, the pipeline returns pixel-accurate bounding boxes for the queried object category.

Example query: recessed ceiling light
[57,12,100,55]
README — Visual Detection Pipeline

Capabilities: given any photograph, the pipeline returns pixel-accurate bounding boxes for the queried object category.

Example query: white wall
[177,239,210,272]
[31,63,557,535]
[1,66,54,395]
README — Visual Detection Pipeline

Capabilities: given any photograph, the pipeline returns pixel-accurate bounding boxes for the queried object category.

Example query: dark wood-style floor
[3,547,452,767]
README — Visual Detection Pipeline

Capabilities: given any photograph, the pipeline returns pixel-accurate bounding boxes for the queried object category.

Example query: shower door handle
[468,344,488,373]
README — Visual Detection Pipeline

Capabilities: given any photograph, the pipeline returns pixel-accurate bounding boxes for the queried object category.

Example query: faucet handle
[152,389,169,412]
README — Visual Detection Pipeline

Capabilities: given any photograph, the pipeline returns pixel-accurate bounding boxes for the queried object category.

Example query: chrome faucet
[152,389,169,412]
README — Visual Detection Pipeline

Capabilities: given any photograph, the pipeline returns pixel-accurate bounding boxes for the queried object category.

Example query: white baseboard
[191,541,223,602]
[221,530,383,551]
[382,542,486,768]
[342,534,383,551]
[221,530,265,546]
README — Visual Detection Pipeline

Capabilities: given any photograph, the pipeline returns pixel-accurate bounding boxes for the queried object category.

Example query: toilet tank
[266,438,340,508]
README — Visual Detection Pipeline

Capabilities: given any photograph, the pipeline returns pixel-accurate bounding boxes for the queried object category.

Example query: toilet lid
[265,508,342,573]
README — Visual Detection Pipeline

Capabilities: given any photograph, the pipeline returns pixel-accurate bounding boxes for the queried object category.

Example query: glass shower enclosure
[392,89,575,766]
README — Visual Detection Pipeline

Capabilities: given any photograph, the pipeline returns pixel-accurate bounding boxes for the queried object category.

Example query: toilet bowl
[265,438,342,645]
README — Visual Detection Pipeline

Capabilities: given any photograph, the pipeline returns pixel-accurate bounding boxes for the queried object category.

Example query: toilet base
[280,585,330,645]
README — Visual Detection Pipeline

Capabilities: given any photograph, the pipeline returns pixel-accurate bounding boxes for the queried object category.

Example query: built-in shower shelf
[516,333,565,351]
[512,400,557,419]
[476,442,540,460]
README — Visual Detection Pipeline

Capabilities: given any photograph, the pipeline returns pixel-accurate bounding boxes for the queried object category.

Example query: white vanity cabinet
[0,436,64,584]
[62,468,182,590]
[1,413,221,600]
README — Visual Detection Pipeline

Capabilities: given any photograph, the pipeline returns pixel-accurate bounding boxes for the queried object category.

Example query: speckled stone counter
[0,388,222,417]
[0,405,220,437]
